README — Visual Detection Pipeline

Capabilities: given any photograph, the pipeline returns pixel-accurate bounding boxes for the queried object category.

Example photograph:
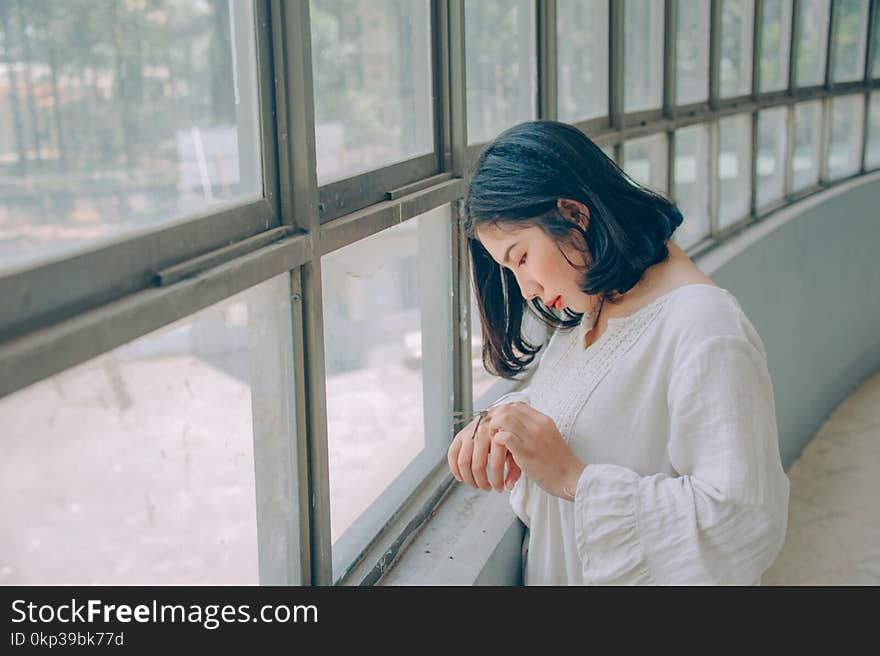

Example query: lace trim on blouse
[529,295,669,440]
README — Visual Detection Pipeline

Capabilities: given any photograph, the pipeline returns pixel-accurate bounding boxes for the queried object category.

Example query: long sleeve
[571,334,791,585]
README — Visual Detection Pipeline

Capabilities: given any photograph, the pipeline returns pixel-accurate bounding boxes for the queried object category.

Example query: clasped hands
[446,401,586,501]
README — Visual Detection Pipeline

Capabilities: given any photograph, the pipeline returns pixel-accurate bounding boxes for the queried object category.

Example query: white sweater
[493,284,790,585]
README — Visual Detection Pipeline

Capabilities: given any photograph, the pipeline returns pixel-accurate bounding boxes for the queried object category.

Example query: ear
[556,198,590,231]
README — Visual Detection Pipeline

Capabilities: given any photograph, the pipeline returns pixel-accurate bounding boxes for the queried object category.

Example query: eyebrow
[502,242,519,265]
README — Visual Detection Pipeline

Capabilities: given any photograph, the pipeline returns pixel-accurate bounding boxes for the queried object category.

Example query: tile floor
[762,370,880,585]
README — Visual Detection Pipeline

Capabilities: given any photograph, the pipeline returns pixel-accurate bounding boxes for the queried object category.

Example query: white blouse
[492,284,790,585]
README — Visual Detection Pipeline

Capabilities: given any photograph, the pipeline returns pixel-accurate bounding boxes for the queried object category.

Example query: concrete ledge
[379,483,523,585]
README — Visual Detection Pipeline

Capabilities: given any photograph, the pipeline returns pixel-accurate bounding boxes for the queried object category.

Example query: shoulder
[659,284,768,364]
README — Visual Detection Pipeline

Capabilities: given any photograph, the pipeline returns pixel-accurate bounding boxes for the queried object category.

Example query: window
[310,0,433,183]
[718,114,752,230]
[677,0,711,105]
[0,0,262,275]
[674,124,711,249]
[466,0,536,144]
[624,0,665,112]
[757,107,788,208]
[321,204,453,581]
[557,0,608,123]
[720,0,755,98]
[826,94,864,180]
[623,134,668,194]
[759,0,792,93]
[830,0,869,84]
[470,278,496,403]
[792,100,823,191]
[795,0,830,87]
[0,275,298,584]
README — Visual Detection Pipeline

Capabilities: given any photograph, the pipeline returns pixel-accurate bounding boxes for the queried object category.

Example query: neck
[602,241,678,317]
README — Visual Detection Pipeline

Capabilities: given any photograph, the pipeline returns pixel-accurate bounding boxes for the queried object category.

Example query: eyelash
[518,253,527,267]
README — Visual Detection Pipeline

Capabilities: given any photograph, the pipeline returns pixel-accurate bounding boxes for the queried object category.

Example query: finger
[447,437,462,482]
[487,440,508,492]
[505,453,522,490]
[452,414,482,486]
[457,430,478,488]
[486,408,531,439]
[492,430,522,457]
[471,429,492,491]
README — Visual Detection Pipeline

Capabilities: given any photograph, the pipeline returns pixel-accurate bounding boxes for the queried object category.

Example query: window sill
[378,482,525,586]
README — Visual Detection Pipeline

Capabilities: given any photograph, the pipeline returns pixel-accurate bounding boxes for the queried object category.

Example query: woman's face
[475,221,594,313]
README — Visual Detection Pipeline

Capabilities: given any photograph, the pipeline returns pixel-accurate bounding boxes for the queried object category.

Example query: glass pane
[311,0,433,183]
[0,0,262,275]
[673,124,711,250]
[624,0,664,112]
[622,133,668,194]
[466,0,536,144]
[831,0,869,83]
[677,0,711,105]
[759,0,792,92]
[795,0,830,87]
[470,278,497,404]
[718,114,752,230]
[0,275,296,584]
[827,94,864,180]
[866,92,880,169]
[322,205,453,580]
[756,107,788,208]
[792,100,822,191]
[557,0,608,122]
[720,0,755,98]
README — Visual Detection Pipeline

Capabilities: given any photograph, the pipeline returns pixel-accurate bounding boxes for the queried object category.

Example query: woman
[447,120,790,585]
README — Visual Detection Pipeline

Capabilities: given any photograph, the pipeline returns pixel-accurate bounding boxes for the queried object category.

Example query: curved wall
[699,172,880,469]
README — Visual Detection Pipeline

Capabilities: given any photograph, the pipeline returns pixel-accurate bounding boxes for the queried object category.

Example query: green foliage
[0,0,239,183]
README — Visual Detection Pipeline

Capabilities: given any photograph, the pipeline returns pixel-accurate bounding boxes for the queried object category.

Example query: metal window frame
[537,0,558,120]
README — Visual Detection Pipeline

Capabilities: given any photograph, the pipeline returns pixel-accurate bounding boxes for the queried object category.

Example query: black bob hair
[464,120,683,379]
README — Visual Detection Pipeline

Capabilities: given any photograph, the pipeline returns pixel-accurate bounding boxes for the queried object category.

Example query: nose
[514,273,542,302]
[512,271,544,301]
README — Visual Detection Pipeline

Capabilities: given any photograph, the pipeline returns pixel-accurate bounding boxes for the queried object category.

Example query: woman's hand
[447,410,522,492]
[489,402,586,500]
